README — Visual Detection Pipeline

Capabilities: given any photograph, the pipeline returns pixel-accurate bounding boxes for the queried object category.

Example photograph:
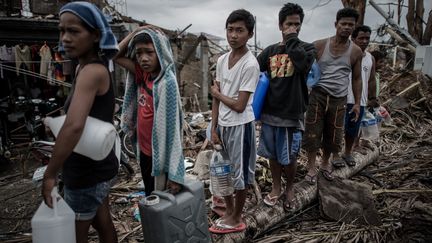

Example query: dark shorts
[64,177,115,221]
[257,123,302,166]
[345,104,365,138]
[303,87,347,153]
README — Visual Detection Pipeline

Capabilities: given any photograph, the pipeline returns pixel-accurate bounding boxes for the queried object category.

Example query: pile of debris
[1,66,432,243]
[250,68,432,242]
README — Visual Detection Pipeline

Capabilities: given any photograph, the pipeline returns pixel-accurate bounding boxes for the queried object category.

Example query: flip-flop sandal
[213,218,223,226]
[331,158,346,168]
[320,168,335,181]
[263,192,283,207]
[305,173,318,185]
[342,154,356,166]
[209,221,246,234]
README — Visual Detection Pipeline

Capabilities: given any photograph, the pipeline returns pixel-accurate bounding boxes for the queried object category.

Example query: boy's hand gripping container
[138,179,210,243]
[31,187,76,243]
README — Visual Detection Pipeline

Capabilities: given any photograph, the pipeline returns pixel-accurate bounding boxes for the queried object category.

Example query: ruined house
[0,0,224,112]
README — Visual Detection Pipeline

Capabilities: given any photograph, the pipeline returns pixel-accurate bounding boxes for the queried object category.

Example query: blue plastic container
[252,72,270,120]
[307,61,320,89]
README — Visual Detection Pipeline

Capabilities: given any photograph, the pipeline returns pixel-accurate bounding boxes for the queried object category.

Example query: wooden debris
[212,144,379,242]
[318,176,381,226]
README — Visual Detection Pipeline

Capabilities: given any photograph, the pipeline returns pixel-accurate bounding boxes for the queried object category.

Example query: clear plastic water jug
[209,144,234,197]
[31,187,76,243]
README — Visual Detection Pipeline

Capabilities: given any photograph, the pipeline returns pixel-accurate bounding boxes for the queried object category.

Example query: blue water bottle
[306,61,320,89]
[252,72,270,120]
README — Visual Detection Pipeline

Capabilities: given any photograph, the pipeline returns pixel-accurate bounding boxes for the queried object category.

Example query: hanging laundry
[0,45,15,62]
[39,44,52,76]
[54,52,65,82]
[14,44,31,76]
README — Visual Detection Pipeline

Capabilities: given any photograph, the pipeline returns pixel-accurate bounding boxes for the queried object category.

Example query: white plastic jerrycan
[44,115,117,161]
[31,187,76,243]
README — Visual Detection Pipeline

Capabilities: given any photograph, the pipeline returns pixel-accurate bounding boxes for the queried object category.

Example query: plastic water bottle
[209,145,234,197]
[252,72,269,120]
[361,110,379,140]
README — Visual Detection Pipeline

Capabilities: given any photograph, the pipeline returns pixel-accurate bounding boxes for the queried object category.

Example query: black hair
[352,25,372,38]
[336,7,359,23]
[225,9,255,33]
[279,3,304,25]
[132,33,153,46]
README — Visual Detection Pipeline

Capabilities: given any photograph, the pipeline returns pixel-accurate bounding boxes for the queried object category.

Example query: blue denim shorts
[344,104,365,138]
[64,177,115,221]
[258,123,302,166]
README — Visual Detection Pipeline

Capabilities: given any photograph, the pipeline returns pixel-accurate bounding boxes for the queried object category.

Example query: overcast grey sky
[125,0,431,48]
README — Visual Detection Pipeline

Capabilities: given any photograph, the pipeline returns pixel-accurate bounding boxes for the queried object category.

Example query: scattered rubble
[1,66,432,242]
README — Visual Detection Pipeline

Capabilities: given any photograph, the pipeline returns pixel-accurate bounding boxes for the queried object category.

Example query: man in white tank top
[342,25,377,167]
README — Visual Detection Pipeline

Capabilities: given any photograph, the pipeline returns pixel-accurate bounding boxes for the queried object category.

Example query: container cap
[144,195,160,206]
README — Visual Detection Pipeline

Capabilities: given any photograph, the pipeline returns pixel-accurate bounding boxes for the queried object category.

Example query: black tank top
[62,60,118,189]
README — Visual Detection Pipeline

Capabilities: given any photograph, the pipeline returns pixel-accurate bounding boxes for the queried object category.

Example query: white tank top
[347,51,373,106]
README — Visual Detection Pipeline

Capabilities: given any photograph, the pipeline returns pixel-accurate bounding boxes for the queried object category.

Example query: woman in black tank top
[42,2,119,242]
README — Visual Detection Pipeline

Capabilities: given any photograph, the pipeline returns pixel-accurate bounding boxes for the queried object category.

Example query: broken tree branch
[383,81,420,105]
[373,188,432,195]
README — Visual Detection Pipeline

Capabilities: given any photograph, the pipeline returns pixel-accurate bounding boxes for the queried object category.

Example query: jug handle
[51,186,59,217]
[151,190,177,205]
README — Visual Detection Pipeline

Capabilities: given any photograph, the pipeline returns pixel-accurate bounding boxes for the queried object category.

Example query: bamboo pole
[212,143,380,242]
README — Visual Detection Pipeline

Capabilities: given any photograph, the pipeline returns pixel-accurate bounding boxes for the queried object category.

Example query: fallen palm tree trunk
[212,143,379,243]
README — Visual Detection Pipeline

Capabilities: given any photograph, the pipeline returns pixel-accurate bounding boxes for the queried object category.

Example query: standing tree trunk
[407,0,416,38]
[415,0,424,43]
[407,0,425,43]
[398,0,403,25]
[423,10,432,44]
[341,0,366,25]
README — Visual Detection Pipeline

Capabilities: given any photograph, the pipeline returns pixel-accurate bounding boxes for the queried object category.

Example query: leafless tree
[341,0,366,25]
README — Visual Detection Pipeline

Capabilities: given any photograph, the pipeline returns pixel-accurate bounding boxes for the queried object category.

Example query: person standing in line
[42,2,119,242]
[303,7,363,183]
[114,26,184,196]
[209,9,259,234]
[342,25,377,166]
[256,3,315,210]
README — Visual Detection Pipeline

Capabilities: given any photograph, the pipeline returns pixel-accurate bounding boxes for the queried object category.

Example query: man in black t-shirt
[256,2,315,211]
